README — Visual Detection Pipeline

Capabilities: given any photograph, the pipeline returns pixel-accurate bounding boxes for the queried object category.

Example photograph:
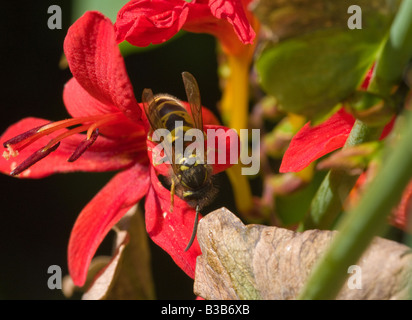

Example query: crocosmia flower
[114,0,256,54]
[279,66,410,231]
[0,11,236,287]
[279,108,357,173]
[279,66,388,174]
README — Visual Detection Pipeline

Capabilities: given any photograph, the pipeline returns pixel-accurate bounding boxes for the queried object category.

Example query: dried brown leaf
[62,256,111,298]
[194,208,412,299]
[68,204,156,300]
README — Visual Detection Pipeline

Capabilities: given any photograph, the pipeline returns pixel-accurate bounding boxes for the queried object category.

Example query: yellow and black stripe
[153,96,197,153]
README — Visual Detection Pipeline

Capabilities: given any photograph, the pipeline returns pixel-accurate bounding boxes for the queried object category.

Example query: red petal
[63,78,117,118]
[68,164,150,286]
[145,166,201,279]
[115,0,189,46]
[280,105,396,173]
[146,138,170,176]
[360,65,374,90]
[64,11,141,123]
[63,78,145,138]
[390,180,412,233]
[115,0,255,51]
[205,124,239,174]
[0,118,147,178]
[280,109,356,173]
[208,0,255,44]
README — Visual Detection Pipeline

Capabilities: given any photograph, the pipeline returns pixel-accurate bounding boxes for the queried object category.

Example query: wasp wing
[182,71,209,165]
[182,72,203,132]
[142,88,160,131]
[142,88,179,175]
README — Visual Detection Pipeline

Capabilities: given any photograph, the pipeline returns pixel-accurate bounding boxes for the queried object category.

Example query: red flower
[280,66,384,174]
[279,108,356,173]
[391,180,412,233]
[279,66,411,232]
[114,0,256,54]
[0,11,236,287]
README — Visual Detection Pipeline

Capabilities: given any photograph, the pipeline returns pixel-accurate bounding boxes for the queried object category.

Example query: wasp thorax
[179,159,209,190]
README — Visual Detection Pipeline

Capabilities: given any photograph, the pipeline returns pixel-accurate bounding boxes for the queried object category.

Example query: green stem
[369,0,412,96]
[300,0,412,231]
[298,110,412,299]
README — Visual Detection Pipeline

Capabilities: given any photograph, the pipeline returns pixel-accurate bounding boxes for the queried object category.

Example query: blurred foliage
[254,0,401,122]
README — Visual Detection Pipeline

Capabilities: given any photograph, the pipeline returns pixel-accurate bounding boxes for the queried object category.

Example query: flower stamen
[2,124,51,150]
[68,129,99,162]
[10,142,61,176]
[42,124,90,151]
[3,112,125,175]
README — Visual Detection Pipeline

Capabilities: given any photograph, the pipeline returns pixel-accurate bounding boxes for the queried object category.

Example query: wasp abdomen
[155,98,193,129]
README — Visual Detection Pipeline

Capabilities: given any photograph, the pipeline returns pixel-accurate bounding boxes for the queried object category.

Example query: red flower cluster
[0,11,236,286]
[115,0,256,53]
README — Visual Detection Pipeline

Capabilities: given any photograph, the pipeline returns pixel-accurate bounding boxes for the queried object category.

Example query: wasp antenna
[184,206,200,252]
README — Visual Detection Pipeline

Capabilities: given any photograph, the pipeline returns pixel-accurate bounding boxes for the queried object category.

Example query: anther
[2,124,49,148]
[10,142,61,176]
[67,129,99,162]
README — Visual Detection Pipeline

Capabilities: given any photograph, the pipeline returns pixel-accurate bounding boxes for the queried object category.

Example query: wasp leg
[184,205,200,252]
[170,179,175,213]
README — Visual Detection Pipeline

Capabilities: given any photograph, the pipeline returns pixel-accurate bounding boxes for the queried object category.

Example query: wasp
[142,72,217,251]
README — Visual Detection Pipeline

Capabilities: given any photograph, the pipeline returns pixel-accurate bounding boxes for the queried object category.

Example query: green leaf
[254,0,400,121]
[72,0,129,22]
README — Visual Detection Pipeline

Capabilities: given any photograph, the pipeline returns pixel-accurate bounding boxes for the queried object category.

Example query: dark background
[0,1,233,299]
